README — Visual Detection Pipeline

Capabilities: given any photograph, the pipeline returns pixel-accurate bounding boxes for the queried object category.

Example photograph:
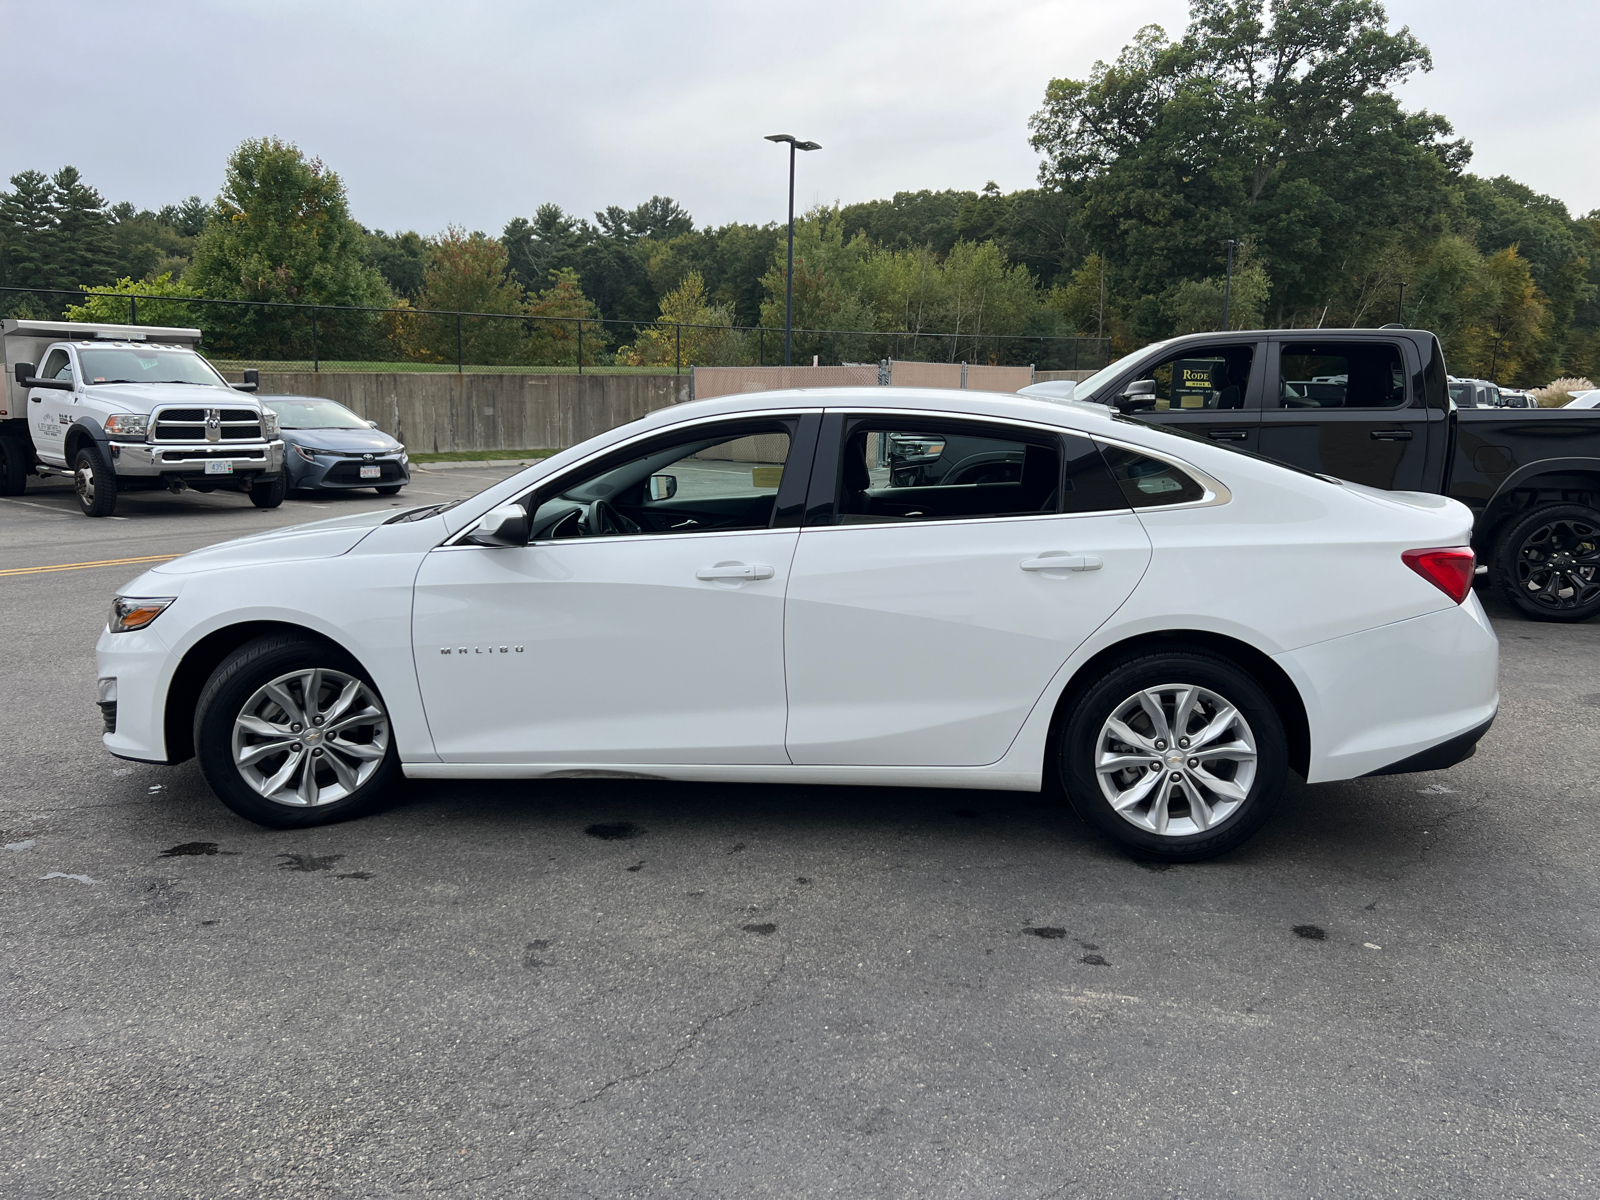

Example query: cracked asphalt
[3,469,1599,1198]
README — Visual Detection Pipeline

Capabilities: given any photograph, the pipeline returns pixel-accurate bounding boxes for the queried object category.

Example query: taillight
[1402,547,1475,604]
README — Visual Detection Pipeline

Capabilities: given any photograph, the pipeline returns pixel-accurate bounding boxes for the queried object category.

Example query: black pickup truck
[1046,328,1600,622]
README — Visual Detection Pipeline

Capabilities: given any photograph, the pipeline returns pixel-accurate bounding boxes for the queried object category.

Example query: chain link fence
[1,286,1112,376]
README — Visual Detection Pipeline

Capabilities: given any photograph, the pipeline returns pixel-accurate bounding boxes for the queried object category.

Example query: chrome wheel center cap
[304,730,322,744]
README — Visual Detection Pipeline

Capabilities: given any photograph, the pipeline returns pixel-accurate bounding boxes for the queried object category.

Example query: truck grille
[150,406,263,443]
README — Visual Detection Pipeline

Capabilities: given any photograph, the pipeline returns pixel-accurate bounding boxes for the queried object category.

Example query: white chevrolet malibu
[96,387,1498,860]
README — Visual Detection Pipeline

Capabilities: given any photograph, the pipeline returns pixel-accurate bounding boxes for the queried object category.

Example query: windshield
[77,346,230,388]
[263,398,369,429]
[1073,339,1178,401]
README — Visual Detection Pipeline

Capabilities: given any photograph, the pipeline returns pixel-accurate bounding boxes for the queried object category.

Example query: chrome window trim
[1090,434,1233,510]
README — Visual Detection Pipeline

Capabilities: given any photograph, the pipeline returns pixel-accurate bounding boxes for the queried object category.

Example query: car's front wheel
[73,447,117,516]
[249,471,287,509]
[194,634,399,828]
[1058,649,1288,861]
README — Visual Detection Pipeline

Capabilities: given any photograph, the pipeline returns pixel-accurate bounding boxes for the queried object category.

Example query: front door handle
[1370,429,1413,440]
[1021,554,1102,573]
[30,396,42,403]
[1205,429,1250,441]
[696,562,774,581]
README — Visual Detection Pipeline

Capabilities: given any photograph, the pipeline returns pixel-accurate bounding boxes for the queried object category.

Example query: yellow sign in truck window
[1172,358,1223,409]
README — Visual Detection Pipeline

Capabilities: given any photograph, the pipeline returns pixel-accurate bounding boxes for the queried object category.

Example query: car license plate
[360,465,381,479]
[205,460,234,475]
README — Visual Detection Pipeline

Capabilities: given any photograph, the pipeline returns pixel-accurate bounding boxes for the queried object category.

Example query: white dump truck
[0,319,284,516]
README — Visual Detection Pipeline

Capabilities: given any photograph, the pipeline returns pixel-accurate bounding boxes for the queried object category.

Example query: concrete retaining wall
[240,366,1097,455]
[250,372,691,453]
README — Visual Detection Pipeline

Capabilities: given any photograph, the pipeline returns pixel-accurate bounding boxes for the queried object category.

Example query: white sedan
[96,387,1499,861]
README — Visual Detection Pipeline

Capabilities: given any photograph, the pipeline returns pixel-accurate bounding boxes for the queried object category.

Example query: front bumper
[96,623,175,763]
[285,450,410,490]
[109,440,284,478]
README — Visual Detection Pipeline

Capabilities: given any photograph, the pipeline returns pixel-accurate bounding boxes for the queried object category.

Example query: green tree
[64,272,201,327]
[524,268,603,366]
[187,137,391,358]
[623,271,741,367]
[1029,1,1464,333]
[409,227,525,364]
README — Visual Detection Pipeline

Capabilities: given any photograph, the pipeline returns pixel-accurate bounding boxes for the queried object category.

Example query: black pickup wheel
[1493,503,1600,622]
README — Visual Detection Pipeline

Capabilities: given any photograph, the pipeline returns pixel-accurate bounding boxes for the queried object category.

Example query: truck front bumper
[108,440,284,477]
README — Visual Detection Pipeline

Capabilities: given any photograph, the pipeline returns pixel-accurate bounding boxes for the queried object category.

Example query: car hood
[147,508,398,575]
[82,383,252,411]
[278,426,403,453]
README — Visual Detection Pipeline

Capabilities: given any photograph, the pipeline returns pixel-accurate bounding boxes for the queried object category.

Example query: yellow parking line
[0,553,181,578]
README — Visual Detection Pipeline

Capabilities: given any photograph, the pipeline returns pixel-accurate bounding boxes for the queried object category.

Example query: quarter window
[1277,342,1406,409]
[831,420,1063,525]
[1099,445,1208,507]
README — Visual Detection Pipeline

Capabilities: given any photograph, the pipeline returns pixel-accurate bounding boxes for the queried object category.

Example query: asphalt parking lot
[3,469,1598,1199]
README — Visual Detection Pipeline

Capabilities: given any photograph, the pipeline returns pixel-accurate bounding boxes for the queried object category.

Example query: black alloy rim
[1514,517,1600,610]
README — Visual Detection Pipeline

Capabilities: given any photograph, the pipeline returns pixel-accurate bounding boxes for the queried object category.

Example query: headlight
[261,410,279,437]
[294,444,328,461]
[103,414,149,438]
[109,596,176,633]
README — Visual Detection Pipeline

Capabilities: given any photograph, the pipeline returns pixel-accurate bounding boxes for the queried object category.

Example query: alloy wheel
[1513,517,1600,612]
[230,668,390,807]
[1094,683,1258,837]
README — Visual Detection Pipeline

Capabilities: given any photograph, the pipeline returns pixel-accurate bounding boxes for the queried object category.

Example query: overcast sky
[3,0,1595,235]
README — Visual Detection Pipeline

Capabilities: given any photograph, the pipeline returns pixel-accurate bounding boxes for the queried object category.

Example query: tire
[73,446,118,517]
[249,471,287,509]
[1057,649,1288,862]
[1492,503,1600,622]
[376,484,403,496]
[0,434,30,495]
[193,634,400,828]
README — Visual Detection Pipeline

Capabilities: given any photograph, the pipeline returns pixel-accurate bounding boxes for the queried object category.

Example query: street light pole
[1221,239,1237,331]
[1397,280,1408,325]
[765,133,821,367]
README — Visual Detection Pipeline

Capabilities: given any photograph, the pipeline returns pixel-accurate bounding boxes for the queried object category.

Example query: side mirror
[14,362,35,386]
[648,474,677,501]
[367,420,379,430]
[1114,379,1158,413]
[466,502,530,547]
[233,368,259,392]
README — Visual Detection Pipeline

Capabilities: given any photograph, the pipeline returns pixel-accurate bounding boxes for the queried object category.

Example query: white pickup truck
[0,319,285,516]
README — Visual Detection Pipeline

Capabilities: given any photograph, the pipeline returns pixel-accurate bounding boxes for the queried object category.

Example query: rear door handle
[1205,429,1250,441]
[1370,429,1413,440]
[1021,554,1102,573]
[696,563,774,581]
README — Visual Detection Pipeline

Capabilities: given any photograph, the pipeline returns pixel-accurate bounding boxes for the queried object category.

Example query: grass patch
[409,448,561,463]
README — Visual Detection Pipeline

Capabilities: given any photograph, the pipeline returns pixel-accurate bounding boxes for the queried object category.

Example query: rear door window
[1277,342,1406,409]
[829,419,1067,525]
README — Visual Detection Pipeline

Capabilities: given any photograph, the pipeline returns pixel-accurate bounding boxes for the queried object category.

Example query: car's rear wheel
[194,634,399,828]
[73,447,117,516]
[1492,503,1600,622]
[1058,650,1287,861]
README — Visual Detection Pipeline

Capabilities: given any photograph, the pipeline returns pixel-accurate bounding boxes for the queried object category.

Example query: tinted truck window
[1143,344,1253,411]
[1278,343,1405,409]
